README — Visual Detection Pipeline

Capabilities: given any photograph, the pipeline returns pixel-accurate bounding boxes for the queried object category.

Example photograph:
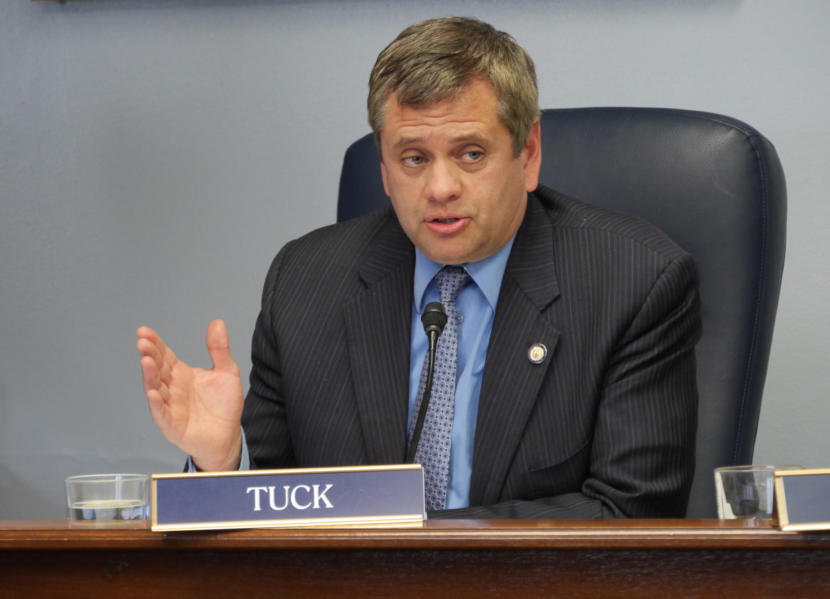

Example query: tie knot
[435,266,470,305]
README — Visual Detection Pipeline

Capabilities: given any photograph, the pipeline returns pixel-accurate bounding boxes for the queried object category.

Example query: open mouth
[425,216,469,234]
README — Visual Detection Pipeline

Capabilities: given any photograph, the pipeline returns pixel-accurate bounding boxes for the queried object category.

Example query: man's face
[379,78,541,265]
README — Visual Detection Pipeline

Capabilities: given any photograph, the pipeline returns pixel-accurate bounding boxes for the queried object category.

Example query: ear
[380,161,391,197]
[522,119,542,193]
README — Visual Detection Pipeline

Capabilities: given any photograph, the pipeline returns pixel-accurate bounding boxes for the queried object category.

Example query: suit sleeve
[240,246,296,470]
[433,253,701,519]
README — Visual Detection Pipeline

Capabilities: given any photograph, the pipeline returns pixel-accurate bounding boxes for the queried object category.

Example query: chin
[426,250,473,265]
[418,236,480,265]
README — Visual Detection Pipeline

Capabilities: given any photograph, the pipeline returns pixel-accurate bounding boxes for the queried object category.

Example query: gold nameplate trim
[775,468,830,531]
[152,514,424,532]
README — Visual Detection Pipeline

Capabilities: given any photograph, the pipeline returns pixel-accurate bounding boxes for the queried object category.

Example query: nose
[425,158,461,203]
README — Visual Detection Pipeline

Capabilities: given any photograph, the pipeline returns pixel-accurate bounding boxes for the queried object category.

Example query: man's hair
[368,17,539,159]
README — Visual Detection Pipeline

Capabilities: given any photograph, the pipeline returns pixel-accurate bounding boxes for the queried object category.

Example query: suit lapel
[470,195,561,505]
[343,212,415,464]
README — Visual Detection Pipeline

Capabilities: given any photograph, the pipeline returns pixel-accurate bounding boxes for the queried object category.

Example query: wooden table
[2,519,829,597]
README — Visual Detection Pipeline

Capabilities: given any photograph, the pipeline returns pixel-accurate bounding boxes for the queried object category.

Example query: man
[137,17,700,519]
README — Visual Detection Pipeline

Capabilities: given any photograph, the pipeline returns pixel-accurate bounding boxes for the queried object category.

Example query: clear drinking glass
[714,465,802,520]
[65,473,149,522]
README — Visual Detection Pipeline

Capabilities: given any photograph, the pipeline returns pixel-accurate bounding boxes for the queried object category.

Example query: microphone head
[421,302,447,337]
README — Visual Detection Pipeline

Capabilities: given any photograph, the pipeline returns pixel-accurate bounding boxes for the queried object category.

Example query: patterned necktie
[409,265,470,511]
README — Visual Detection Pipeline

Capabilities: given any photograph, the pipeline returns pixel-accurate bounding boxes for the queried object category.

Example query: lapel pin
[528,343,548,365]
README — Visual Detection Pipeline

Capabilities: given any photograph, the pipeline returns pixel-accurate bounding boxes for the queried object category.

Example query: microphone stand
[406,302,447,463]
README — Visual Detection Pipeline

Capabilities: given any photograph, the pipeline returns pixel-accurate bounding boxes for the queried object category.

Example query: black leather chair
[337,107,786,517]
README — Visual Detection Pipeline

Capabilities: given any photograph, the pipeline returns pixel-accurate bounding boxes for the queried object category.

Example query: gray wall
[1,0,828,518]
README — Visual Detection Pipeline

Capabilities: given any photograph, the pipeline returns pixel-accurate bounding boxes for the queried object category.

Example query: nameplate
[151,464,424,532]
[775,468,830,531]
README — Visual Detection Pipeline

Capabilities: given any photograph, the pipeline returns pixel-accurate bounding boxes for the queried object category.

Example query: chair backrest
[337,107,786,517]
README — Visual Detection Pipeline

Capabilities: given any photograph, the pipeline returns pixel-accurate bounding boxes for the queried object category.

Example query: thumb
[206,319,237,372]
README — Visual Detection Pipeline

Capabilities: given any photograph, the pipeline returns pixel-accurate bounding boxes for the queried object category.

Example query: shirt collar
[413,236,516,313]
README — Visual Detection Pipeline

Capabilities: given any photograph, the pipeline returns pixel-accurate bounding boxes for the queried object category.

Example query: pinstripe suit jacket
[242,185,700,519]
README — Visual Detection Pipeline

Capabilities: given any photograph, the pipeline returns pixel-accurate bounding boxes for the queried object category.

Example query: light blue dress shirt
[408,238,514,509]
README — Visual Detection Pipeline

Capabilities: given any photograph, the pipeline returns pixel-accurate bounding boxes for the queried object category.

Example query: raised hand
[136,320,244,471]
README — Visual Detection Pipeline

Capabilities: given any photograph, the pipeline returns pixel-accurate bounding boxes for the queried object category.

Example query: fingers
[145,385,174,437]
[136,326,167,365]
[206,319,238,373]
[140,353,173,433]
[139,354,163,395]
[137,324,176,373]
[137,326,175,399]
[137,325,185,443]
[136,325,162,348]
[136,337,162,369]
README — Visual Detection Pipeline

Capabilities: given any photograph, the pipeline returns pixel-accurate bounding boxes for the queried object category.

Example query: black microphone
[406,302,447,463]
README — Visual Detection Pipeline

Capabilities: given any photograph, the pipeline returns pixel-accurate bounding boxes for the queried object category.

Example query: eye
[402,154,425,167]
[461,150,484,163]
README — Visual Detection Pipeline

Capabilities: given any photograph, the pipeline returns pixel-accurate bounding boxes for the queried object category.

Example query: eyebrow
[391,137,423,150]
[391,133,487,151]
